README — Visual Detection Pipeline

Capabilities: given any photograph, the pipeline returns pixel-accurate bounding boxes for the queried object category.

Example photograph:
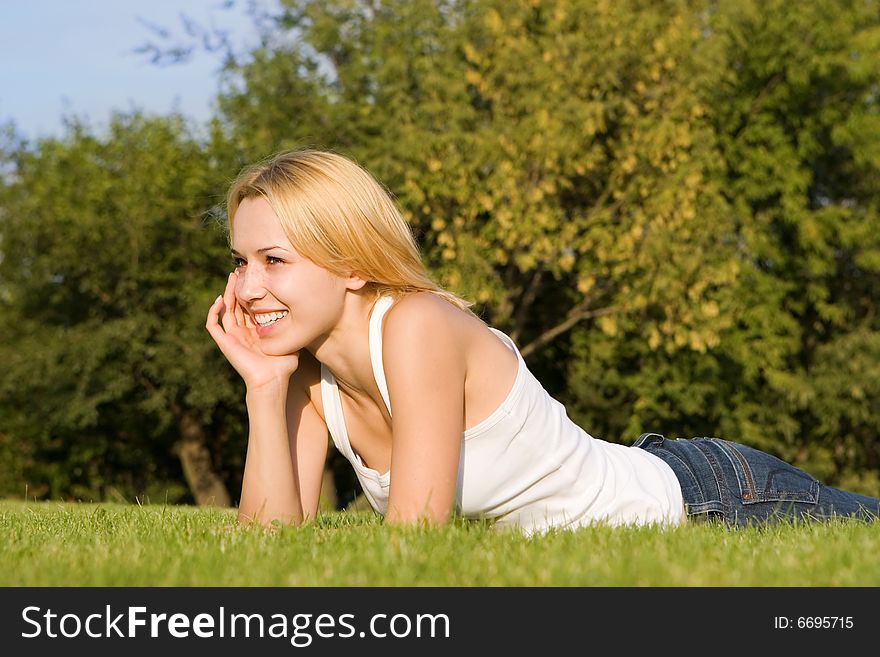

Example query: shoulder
[382,292,468,375]
[383,292,466,342]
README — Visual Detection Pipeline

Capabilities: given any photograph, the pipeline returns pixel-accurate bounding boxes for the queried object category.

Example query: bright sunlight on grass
[1,500,878,586]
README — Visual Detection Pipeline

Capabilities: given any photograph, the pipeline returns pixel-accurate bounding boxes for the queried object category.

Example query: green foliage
[0,113,245,501]
[565,0,880,490]
[213,0,880,492]
[1,0,879,501]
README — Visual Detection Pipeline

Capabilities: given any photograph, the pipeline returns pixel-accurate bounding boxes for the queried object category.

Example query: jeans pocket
[711,439,820,505]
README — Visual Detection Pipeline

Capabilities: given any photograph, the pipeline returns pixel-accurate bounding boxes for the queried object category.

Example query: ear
[343,271,368,291]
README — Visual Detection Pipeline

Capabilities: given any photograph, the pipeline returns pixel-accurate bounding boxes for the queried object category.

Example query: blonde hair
[226,148,477,316]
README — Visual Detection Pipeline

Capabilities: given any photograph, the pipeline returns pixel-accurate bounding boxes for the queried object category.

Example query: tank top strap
[368,295,395,416]
[319,364,348,456]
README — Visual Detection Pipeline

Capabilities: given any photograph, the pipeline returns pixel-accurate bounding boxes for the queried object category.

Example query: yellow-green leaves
[3,0,880,502]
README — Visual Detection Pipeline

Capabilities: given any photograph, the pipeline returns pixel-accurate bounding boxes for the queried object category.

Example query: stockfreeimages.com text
[21,605,450,646]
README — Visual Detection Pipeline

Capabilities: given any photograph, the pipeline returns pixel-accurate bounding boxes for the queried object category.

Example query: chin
[259,342,301,357]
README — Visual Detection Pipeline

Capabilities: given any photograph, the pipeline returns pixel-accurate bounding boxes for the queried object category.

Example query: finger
[206,296,239,365]
[230,272,255,330]
[206,295,226,341]
[221,273,237,331]
[230,272,248,329]
[242,309,257,330]
[234,299,246,328]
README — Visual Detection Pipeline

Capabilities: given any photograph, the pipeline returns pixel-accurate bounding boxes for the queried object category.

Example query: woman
[205,149,880,534]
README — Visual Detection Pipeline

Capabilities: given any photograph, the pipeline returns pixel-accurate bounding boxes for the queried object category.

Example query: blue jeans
[632,432,880,526]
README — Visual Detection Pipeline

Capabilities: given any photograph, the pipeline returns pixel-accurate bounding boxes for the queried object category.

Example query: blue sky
[0,0,267,140]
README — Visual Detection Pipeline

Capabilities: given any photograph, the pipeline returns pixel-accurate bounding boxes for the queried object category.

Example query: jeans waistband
[631,432,725,516]
[633,432,665,449]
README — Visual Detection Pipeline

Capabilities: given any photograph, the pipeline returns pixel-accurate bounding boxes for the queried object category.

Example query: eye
[232,256,245,268]
[266,256,284,265]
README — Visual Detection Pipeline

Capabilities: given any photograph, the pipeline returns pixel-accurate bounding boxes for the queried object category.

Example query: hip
[632,433,825,526]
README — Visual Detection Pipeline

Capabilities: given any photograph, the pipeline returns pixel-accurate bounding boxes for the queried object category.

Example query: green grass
[1,500,878,586]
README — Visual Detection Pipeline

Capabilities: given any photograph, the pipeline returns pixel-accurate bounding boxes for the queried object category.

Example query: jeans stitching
[639,436,879,526]
[709,438,753,502]
[652,450,701,507]
[717,440,821,505]
[690,439,732,520]
[656,441,726,515]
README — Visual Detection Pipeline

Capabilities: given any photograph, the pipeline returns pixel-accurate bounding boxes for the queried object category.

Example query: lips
[249,302,291,336]
[255,312,287,336]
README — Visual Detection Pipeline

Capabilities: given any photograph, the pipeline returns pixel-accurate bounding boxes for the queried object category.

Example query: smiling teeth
[255,311,288,326]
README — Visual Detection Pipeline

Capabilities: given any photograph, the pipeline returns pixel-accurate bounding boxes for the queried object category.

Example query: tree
[212,0,880,492]
[0,113,242,504]
[3,0,877,503]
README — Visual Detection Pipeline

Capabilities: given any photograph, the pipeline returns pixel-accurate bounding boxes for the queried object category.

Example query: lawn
[1,500,878,586]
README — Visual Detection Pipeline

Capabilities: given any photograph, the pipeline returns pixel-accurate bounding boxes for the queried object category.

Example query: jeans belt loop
[634,432,665,449]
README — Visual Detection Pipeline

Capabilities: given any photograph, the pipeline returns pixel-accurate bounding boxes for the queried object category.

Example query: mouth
[254,310,289,335]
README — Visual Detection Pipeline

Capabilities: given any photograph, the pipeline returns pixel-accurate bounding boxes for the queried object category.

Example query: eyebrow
[230,246,290,257]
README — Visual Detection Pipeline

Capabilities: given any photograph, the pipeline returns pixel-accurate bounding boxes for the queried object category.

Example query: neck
[306,290,381,396]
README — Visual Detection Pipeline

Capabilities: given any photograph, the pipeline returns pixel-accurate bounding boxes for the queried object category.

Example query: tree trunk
[174,410,231,507]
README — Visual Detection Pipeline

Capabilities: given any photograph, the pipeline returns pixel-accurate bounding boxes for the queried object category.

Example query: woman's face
[231,196,349,356]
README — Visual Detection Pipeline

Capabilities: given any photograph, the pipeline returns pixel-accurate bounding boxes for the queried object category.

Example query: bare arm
[285,371,330,521]
[237,377,330,527]
[383,295,466,525]
[237,382,303,526]
[205,271,326,528]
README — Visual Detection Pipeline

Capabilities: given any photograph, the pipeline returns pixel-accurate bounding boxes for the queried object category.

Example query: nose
[234,266,266,303]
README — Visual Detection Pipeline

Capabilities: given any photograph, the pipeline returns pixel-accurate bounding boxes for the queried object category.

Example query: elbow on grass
[236,507,303,530]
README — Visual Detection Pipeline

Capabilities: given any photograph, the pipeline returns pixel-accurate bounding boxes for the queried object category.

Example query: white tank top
[320,295,685,534]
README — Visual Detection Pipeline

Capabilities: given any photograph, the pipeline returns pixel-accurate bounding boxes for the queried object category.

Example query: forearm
[385,491,453,527]
[237,385,304,527]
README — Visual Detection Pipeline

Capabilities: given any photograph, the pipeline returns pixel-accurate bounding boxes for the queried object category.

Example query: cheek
[267,270,298,294]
